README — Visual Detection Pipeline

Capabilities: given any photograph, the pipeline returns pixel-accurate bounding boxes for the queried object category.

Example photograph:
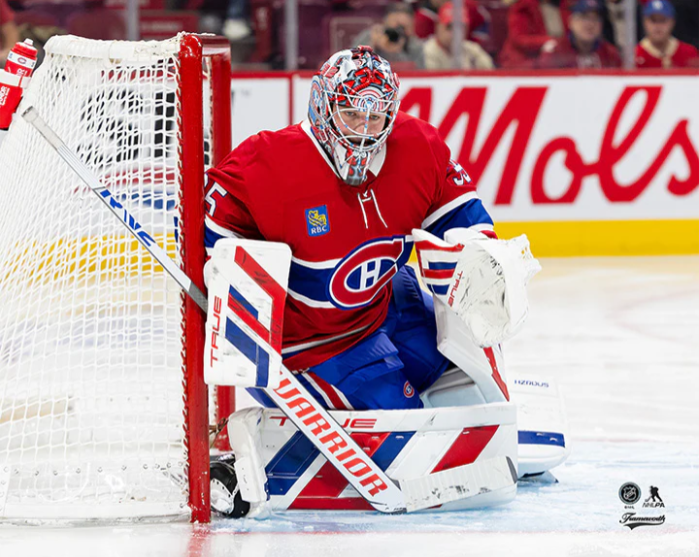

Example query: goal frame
[0,33,234,525]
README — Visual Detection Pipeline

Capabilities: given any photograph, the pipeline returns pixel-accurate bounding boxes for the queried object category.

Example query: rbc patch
[305,205,330,237]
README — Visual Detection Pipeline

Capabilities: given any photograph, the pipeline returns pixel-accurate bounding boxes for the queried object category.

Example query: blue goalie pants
[248,266,451,410]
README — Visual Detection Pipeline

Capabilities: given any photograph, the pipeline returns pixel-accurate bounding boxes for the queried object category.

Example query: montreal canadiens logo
[328,236,405,309]
[404,381,414,398]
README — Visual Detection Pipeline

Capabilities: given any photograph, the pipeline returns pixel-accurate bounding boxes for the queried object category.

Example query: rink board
[228,70,699,256]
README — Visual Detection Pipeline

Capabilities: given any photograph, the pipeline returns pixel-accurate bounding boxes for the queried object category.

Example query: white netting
[0,35,212,522]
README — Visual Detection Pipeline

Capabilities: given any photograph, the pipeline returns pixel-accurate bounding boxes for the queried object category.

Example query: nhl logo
[618,482,641,506]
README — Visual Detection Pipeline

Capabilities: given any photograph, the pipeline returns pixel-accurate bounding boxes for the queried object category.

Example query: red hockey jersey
[635,37,699,68]
[537,34,622,69]
[205,112,494,370]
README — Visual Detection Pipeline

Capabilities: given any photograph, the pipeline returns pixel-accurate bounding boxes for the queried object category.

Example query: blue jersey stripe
[204,224,227,249]
[289,261,335,302]
[426,199,493,241]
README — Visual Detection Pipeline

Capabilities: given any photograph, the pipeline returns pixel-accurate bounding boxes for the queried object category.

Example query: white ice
[2,256,698,556]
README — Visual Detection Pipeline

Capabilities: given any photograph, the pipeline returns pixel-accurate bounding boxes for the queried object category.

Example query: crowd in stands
[0,0,698,70]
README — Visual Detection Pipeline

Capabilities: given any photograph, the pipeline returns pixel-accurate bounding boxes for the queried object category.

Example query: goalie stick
[23,106,517,514]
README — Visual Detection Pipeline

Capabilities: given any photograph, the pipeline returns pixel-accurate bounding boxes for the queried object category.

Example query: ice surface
[2,256,698,556]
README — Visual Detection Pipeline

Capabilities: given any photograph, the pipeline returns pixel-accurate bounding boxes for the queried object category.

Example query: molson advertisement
[230,72,699,255]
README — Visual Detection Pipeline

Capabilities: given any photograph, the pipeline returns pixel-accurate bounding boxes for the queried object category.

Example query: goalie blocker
[205,238,568,516]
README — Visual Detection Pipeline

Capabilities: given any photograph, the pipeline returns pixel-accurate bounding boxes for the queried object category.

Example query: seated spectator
[354,3,425,69]
[636,0,699,68]
[414,0,491,47]
[424,2,495,69]
[499,0,570,69]
[223,0,252,41]
[0,0,20,67]
[537,0,621,68]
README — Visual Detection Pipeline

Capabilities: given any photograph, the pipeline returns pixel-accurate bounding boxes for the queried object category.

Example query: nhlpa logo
[306,205,330,237]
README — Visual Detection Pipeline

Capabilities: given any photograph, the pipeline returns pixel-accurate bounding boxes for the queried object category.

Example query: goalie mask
[308,46,400,186]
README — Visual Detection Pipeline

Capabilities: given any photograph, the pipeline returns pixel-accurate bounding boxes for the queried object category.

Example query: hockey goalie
[202,46,569,517]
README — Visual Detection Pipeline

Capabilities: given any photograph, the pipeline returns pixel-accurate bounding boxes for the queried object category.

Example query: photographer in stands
[537,0,621,68]
[0,0,20,67]
[354,3,425,69]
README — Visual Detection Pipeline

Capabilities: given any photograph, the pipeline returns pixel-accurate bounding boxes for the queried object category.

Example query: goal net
[0,34,232,523]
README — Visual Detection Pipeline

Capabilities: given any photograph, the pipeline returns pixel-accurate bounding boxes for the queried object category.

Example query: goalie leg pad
[257,404,518,512]
[432,298,510,403]
[226,407,270,515]
[510,373,571,477]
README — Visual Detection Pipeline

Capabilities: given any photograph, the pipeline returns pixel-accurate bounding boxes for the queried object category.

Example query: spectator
[354,3,425,69]
[222,0,252,41]
[499,0,570,69]
[414,0,491,47]
[0,0,20,67]
[424,2,495,69]
[537,0,621,68]
[636,0,698,68]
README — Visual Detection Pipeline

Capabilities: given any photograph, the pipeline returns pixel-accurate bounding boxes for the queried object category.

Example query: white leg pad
[510,373,571,476]
[420,367,486,408]
[227,407,269,507]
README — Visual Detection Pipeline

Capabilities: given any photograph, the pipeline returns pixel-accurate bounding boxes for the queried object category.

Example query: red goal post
[180,33,236,524]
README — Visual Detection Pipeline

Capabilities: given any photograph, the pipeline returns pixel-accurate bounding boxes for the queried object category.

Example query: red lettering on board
[402,84,699,204]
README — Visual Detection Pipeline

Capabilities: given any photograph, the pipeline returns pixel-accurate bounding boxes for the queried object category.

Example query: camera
[384,25,406,44]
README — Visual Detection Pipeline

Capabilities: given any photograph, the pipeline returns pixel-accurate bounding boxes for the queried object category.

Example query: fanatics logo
[306,205,330,237]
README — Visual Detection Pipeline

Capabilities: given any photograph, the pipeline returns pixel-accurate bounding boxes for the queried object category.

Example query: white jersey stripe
[291,255,342,269]
[300,373,336,408]
[282,325,371,355]
[205,215,241,238]
[331,384,355,410]
[287,289,335,309]
[421,191,479,230]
